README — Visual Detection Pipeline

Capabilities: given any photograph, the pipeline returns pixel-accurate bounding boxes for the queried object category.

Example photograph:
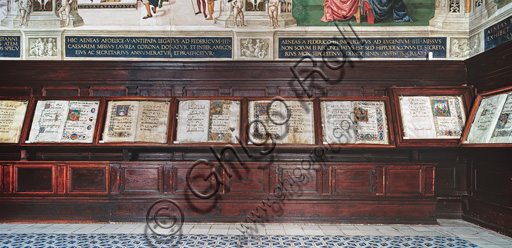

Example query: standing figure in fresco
[267,0,281,27]
[321,0,359,22]
[195,0,207,18]
[232,0,245,26]
[206,0,214,20]
[362,0,412,23]
[58,0,74,26]
[17,0,32,26]
[141,0,158,19]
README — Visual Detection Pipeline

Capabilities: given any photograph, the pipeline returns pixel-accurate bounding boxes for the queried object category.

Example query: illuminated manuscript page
[400,96,466,139]
[103,101,140,142]
[465,94,507,143]
[28,100,69,143]
[249,100,314,144]
[175,100,210,143]
[490,93,512,143]
[322,101,388,145]
[0,100,28,143]
[321,101,356,144]
[430,96,466,139]
[135,101,170,143]
[207,100,240,143]
[352,101,388,144]
[400,96,436,139]
[176,100,240,143]
[61,101,100,143]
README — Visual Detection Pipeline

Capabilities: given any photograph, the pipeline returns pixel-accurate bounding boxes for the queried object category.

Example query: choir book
[465,92,512,143]
[321,100,389,145]
[0,100,29,143]
[28,100,99,143]
[175,100,240,143]
[399,96,466,139]
[248,100,315,144]
[102,100,170,143]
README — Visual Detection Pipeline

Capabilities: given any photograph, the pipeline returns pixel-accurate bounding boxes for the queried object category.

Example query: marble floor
[0,219,511,247]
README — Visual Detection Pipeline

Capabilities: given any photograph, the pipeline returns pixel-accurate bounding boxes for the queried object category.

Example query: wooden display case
[246,97,318,148]
[97,97,173,146]
[389,86,474,147]
[0,60,477,225]
[22,97,105,147]
[318,97,395,148]
[172,97,244,147]
[460,85,512,146]
[0,97,33,146]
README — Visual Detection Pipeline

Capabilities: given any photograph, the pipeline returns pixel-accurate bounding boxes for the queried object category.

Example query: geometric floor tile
[0,233,479,247]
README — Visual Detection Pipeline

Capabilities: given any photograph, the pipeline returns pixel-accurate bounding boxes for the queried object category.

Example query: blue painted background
[279,37,446,59]
[0,36,20,58]
[66,36,232,58]
[485,15,512,51]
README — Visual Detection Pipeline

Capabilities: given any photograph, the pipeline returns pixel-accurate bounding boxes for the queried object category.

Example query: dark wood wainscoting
[0,161,436,223]
[465,41,512,237]
[0,59,475,225]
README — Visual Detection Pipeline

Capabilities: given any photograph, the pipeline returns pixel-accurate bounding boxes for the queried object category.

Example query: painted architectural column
[1,0,83,27]
[1,0,20,27]
[430,0,470,29]
[215,0,295,27]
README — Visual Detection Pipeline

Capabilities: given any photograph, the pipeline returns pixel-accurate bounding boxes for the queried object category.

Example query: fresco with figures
[0,0,511,60]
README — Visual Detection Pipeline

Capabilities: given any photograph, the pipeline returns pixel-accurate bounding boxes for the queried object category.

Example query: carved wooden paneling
[0,164,3,193]
[57,164,66,194]
[14,164,55,194]
[172,163,219,195]
[184,87,220,96]
[419,151,466,196]
[89,86,127,96]
[465,198,512,237]
[68,164,109,194]
[331,166,376,195]
[0,59,471,224]
[278,87,312,97]
[42,87,80,97]
[425,166,434,196]
[0,87,32,97]
[386,165,428,196]
[231,87,267,96]
[137,87,173,97]
[1,164,12,194]
[276,164,323,196]
[466,40,512,92]
[325,87,363,97]
[473,155,512,204]
[473,164,509,200]
[120,164,162,194]
[225,164,268,194]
